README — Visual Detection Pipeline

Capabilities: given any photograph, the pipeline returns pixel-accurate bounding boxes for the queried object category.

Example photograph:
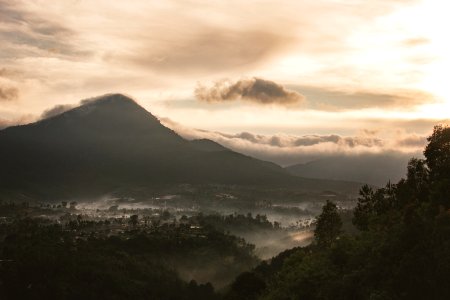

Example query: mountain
[0,94,360,200]
[286,154,412,187]
[189,139,229,152]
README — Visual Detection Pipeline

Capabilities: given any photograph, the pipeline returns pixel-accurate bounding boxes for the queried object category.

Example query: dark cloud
[0,85,19,101]
[195,78,305,106]
[40,104,74,119]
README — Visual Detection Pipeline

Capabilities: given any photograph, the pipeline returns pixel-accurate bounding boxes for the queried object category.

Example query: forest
[0,125,449,299]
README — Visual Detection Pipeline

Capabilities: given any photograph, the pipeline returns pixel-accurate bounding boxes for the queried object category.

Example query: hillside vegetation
[226,125,450,300]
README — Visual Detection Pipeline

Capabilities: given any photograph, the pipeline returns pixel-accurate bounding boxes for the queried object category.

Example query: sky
[0,0,449,165]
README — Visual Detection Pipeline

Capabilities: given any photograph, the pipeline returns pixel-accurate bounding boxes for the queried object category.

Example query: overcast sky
[1,0,449,163]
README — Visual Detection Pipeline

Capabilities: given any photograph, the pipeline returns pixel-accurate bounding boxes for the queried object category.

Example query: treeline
[191,213,281,233]
[225,125,450,300]
[0,218,258,299]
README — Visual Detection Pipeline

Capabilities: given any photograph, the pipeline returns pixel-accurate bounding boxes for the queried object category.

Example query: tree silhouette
[424,124,450,180]
[314,200,342,248]
[424,124,450,208]
[353,184,374,231]
[129,214,139,227]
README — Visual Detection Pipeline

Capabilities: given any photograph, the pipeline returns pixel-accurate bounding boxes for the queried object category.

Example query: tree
[226,272,266,300]
[372,182,396,215]
[406,158,428,190]
[162,210,171,220]
[314,200,342,248]
[353,184,374,231]
[397,158,430,205]
[424,124,450,180]
[129,214,139,227]
[424,124,450,208]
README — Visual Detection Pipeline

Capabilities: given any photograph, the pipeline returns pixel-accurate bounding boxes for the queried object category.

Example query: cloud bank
[195,78,305,106]
[161,117,426,166]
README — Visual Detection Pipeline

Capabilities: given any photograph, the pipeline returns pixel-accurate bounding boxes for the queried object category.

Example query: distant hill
[286,154,413,187]
[0,94,361,200]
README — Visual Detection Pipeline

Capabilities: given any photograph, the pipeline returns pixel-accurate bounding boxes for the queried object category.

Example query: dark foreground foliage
[226,125,450,300]
[0,220,257,299]
[1,125,449,300]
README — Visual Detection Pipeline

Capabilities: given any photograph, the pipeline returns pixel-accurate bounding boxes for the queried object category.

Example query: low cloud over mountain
[161,117,431,185]
[161,117,426,167]
[40,104,74,119]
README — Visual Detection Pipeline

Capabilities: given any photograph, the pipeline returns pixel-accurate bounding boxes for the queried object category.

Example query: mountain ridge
[0,94,361,201]
[286,154,411,187]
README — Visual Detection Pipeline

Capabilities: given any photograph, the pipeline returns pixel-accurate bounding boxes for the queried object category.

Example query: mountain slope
[189,139,229,152]
[286,154,411,187]
[0,94,360,200]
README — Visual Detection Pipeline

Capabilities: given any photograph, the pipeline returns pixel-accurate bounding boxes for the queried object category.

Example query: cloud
[0,85,19,101]
[0,0,442,132]
[160,117,427,166]
[125,29,292,74]
[0,114,34,130]
[395,134,427,147]
[212,131,384,149]
[0,68,10,77]
[195,78,305,106]
[192,81,432,110]
[0,0,89,60]
[402,37,430,47]
[40,104,74,119]
[39,94,137,120]
[0,68,19,102]
[287,85,434,111]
